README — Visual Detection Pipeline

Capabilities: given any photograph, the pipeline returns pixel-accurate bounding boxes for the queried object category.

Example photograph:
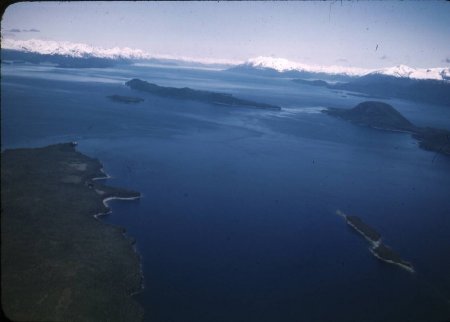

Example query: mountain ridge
[237,56,450,81]
[3,38,449,81]
[323,101,450,155]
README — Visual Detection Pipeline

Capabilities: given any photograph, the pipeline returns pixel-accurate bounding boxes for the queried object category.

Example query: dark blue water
[2,63,450,322]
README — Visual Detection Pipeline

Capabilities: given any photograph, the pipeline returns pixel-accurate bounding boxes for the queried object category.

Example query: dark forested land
[293,74,450,106]
[1,143,143,322]
[337,210,414,273]
[323,101,450,156]
[125,78,281,110]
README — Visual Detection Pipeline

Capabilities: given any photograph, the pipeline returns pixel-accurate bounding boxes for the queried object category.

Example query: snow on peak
[372,65,450,81]
[244,56,373,77]
[2,38,449,81]
[1,38,243,66]
[244,56,450,81]
[1,38,152,60]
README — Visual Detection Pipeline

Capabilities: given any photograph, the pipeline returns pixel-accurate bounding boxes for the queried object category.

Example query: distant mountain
[293,74,450,106]
[1,38,151,60]
[332,74,450,106]
[228,62,356,83]
[1,38,239,69]
[323,101,450,155]
[125,79,281,110]
[1,49,120,68]
[371,64,450,82]
[232,56,450,82]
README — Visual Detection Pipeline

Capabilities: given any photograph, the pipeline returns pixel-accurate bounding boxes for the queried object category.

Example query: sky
[2,1,450,69]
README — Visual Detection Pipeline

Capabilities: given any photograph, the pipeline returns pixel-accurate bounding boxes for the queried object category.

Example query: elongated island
[336,210,414,273]
[125,78,281,110]
[1,143,144,321]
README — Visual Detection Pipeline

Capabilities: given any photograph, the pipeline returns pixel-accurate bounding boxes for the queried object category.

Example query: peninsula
[323,101,450,155]
[336,210,414,273]
[1,143,144,321]
[125,78,281,110]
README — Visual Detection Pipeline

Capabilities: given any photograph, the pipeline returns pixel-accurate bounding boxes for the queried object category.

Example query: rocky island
[125,78,281,110]
[108,95,144,104]
[323,101,450,155]
[336,210,414,273]
[1,143,144,321]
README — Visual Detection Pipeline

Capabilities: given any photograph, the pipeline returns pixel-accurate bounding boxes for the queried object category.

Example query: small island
[107,95,144,104]
[323,101,450,155]
[1,143,144,321]
[125,78,281,110]
[336,210,414,273]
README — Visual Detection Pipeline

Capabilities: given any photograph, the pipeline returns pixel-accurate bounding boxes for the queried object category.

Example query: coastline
[336,209,414,273]
[323,103,450,156]
[1,143,145,321]
[92,168,146,296]
[370,248,415,273]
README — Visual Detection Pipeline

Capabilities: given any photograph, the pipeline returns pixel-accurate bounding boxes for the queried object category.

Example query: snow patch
[243,56,450,81]
[1,38,242,66]
[2,38,449,81]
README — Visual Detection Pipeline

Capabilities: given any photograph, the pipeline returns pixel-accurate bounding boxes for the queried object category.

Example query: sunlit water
[2,63,450,322]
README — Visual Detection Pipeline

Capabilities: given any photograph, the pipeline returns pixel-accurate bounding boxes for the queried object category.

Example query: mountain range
[2,38,449,105]
[3,38,449,81]
[235,56,450,81]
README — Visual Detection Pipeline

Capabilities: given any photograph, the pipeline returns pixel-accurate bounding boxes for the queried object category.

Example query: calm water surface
[2,63,450,322]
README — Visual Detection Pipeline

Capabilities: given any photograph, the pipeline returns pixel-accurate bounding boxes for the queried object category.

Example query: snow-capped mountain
[1,38,152,60]
[243,56,372,77]
[241,56,450,82]
[2,38,449,81]
[1,38,241,66]
[370,64,450,81]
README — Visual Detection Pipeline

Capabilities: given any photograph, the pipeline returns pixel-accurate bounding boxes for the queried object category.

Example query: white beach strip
[92,168,112,181]
[102,195,141,208]
[370,248,415,273]
[92,195,141,220]
[336,210,381,245]
[345,219,381,245]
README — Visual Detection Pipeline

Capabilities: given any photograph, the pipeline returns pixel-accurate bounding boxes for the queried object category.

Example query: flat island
[107,95,144,104]
[336,210,414,273]
[125,78,281,110]
[1,143,144,321]
[323,101,450,155]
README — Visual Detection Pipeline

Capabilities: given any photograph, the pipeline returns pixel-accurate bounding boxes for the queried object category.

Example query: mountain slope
[332,74,450,106]
[323,101,450,155]
[324,101,416,132]
[292,73,450,106]
[233,56,450,82]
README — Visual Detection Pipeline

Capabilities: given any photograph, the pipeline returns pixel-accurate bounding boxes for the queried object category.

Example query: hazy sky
[2,1,450,68]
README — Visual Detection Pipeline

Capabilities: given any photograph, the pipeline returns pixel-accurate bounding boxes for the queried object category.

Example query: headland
[323,101,450,156]
[1,143,144,321]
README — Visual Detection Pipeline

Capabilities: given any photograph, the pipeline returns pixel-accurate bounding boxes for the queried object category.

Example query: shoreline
[90,166,146,296]
[1,143,145,321]
[370,248,415,273]
[91,167,112,181]
[336,209,414,274]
